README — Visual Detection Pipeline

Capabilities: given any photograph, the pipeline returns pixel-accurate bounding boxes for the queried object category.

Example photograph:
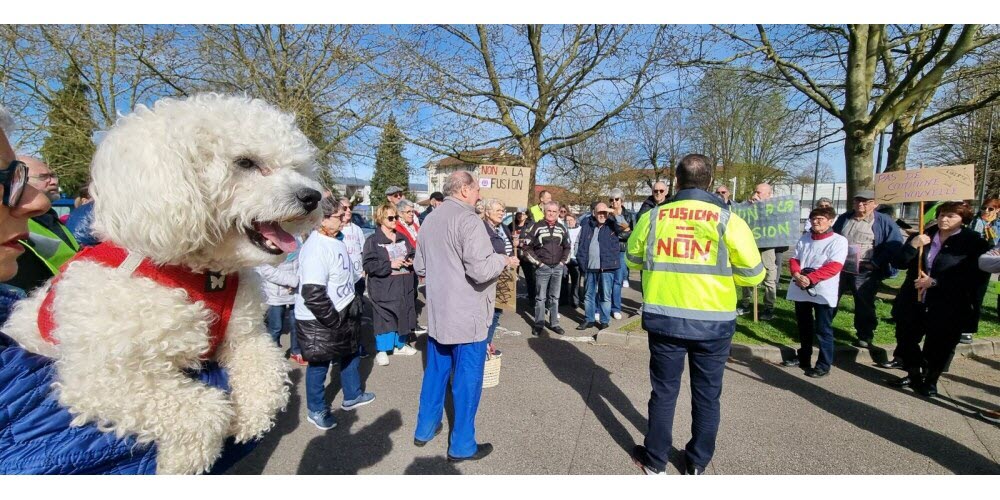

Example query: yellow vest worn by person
[529,204,544,223]
[25,216,81,272]
[626,188,764,340]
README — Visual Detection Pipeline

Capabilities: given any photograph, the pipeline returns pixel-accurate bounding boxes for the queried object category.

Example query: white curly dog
[3,94,323,474]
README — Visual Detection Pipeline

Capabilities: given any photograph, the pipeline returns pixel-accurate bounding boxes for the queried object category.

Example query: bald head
[652,181,667,203]
[752,183,772,202]
[443,170,480,205]
[18,155,60,201]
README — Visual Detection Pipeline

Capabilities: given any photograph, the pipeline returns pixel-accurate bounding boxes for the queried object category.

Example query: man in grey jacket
[413,171,517,462]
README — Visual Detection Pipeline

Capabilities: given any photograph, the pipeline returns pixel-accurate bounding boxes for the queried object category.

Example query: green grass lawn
[620,269,1000,347]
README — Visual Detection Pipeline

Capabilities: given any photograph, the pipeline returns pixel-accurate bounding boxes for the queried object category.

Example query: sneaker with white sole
[414,325,428,335]
[341,391,376,411]
[594,313,600,321]
[307,409,337,430]
[623,280,630,289]
[375,351,389,366]
[612,312,623,320]
[394,345,418,356]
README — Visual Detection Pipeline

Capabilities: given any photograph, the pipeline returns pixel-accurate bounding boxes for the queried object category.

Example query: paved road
[228,281,1000,475]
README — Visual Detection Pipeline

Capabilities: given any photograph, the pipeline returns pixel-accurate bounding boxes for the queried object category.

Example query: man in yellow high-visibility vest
[627,154,764,475]
[6,156,80,293]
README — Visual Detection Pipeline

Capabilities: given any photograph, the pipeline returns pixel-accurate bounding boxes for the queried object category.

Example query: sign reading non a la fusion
[730,196,800,248]
[477,164,531,210]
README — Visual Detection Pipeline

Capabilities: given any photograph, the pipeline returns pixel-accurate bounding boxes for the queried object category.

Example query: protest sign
[495,267,518,312]
[477,164,531,209]
[874,164,975,203]
[730,195,800,248]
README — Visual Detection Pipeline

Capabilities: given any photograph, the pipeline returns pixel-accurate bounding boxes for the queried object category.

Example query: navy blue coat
[575,217,621,271]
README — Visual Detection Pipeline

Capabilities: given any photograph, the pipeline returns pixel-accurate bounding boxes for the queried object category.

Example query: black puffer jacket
[296,295,362,363]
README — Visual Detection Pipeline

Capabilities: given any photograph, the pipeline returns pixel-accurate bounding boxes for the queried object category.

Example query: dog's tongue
[258,222,298,253]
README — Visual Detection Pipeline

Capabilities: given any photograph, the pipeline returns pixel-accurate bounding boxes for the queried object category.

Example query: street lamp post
[981,107,995,207]
[811,111,823,209]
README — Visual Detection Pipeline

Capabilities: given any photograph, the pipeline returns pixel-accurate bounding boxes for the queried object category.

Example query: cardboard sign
[730,195,800,249]
[494,267,518,312]
[875,164,975,203]
[477,164,531,210]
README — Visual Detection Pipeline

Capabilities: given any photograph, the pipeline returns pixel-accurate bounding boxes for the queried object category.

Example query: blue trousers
[584,271,614,324]
[486,309,503,345]
[793,301,835,371]
[306,353,362,413]
[415,336,487,458]
[266,304,299,355]
[375,331,408,352]
[644,333,731,472]
[611,252,627,314]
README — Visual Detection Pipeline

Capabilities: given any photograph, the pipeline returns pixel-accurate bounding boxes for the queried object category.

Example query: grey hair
[609,188,624,199]
[320,196,342,218]
[544,201,560,210]
[396,198,415,212]
[443,170,476,196]
[482,197,505,212]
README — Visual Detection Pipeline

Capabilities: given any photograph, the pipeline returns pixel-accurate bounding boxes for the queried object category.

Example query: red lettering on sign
[656,237,713,260]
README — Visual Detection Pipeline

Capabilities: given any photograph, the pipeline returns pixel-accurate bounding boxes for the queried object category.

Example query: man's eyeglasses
[595,211,609,216]
[29,173,58,182]
[1,160,28,208]
[653,190,666,194]
[715,191,728,196]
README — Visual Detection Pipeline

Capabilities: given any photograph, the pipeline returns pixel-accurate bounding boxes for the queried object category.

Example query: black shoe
[681,452,705,475]
[551,326,566,335]
[576,322,594,331]
[598,323,610,330]
[915,382,938,398]
[887,376,916,388]
[806,368,829,378]
[852,339,871,349]
[447,443,493,462]
[759,309,774,321]
[413,422,443,447]
[630,445,665,475]
[531,325,543,336]
[877,359,904,369]
[780,358,804,368]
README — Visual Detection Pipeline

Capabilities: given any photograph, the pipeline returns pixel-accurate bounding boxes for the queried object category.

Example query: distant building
[424,148,519,195]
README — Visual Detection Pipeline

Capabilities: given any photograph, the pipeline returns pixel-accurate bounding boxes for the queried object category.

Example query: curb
[595,327,999,364]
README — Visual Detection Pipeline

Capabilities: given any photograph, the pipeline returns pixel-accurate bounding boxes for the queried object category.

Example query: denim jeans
[644,333,731,472]
[534,263,564,327]
[612,252,627,314]
[793,301,835,371]
[584,270,614,324]
[486,308,503,344]
[305,352,362,413]
[415,336,487,458]
[265,304,299,355]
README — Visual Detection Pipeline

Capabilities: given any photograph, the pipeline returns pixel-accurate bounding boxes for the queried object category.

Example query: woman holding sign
[887,202,990,397]
[363,202,418,367]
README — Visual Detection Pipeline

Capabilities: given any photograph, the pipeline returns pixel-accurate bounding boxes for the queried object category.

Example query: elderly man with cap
[832,189,903,348]
[7,155,80,293]
[385,185,405,206]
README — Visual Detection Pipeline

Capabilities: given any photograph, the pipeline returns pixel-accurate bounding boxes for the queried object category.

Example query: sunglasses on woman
[1,160,28,208]
[386,215,397,221]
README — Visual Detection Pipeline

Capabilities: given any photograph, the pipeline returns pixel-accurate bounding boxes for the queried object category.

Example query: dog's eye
[235,157,257,170]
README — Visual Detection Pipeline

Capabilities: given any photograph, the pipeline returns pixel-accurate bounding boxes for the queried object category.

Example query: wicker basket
[483,354,502,388]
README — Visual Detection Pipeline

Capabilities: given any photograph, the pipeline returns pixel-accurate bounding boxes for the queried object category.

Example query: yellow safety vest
[626,189,765,339]
[25,218,81,271]
[529,204,544,223]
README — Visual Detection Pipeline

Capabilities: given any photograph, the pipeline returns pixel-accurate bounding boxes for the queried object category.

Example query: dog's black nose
[297,188,322,212]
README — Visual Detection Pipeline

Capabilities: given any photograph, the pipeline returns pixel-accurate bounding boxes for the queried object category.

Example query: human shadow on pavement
[403,456,462,475]
[296,409,403,474]
[730,356,1000,474]
[941,372,1000,398]
[968,354,1000,371]
[227,368,304,474]
[527,337,647,455]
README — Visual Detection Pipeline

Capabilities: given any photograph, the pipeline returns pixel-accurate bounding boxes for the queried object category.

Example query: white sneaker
[394,345,418,356]
[623,281,630,289]
[375,351,389,366]
[613,312,623,320]
[557,313,561,319]
[594,313,600,321]
[414,325,428,335]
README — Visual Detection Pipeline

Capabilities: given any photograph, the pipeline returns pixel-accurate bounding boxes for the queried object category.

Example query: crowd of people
[1,98,998,474]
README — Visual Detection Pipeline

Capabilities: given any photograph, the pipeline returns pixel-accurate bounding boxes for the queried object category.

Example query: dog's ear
[90,102,218,264]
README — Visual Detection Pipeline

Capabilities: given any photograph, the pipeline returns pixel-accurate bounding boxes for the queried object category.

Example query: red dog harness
[37,242,239,359]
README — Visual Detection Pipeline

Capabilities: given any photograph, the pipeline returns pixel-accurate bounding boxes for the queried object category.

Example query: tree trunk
[844,124,877,201]
[884,121,913,172]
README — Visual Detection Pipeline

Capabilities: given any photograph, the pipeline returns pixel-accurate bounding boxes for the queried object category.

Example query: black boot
[917,369,942,398]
